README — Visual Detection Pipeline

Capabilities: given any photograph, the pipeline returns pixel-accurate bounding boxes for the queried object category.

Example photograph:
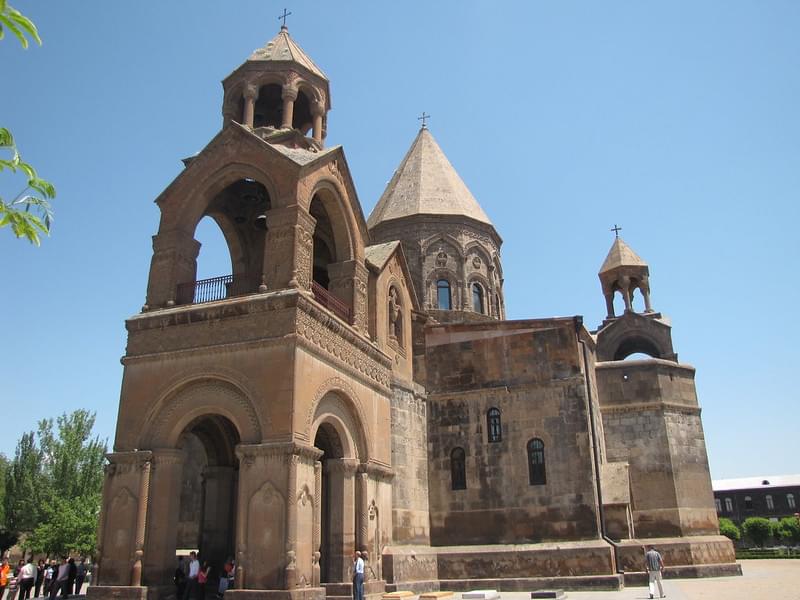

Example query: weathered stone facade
[90,25,738,600]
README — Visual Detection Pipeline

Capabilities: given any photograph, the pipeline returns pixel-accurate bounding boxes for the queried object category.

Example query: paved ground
[492,560,800,600]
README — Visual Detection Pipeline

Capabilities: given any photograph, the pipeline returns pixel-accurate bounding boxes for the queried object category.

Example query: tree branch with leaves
[1,1,57,245]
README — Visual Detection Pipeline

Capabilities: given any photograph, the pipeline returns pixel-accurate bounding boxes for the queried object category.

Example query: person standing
[183,552,200,600]
[73,561,86,597]
[50,559,68,600]
[1,558,11,600]
[351,551,364,600]
[18,559,36,600]
[197,562,210,600]
[644,545,665,599]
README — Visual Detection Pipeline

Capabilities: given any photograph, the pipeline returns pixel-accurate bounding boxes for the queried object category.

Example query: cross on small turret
[611,224,622,238]
[278,8,292,27]
[418,112,431,129]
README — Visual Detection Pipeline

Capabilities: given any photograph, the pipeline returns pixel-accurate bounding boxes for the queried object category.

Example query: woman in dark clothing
[34,560,46,598]
[63,559,76,599]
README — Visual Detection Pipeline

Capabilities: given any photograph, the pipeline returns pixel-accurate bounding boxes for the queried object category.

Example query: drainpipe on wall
[574,315,624,575]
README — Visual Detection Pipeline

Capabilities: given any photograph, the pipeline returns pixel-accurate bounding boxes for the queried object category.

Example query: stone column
[281,86,298,129]
[243,84,258,128]
[327,261,368,332]
[641,276,654,313]
[285,455,299,589]
[263,205,316,291]
[311,102,325,144]
[324,458,358,582]
[93,461,115,586]
[130,456,152,586]
[356,467,369,553]
[604,292,615,319]
[142,449,184,587]
[233,447,254,590]
[144,230,201,309]
[312,461,322,587]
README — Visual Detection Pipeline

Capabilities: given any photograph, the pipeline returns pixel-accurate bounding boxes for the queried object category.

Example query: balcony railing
[176,273,260,305]
[312,281,352,324]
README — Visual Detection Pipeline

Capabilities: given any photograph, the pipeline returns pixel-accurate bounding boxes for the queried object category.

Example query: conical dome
[599,237,648,274]
[367,128,492,228]
[248,26,328,81]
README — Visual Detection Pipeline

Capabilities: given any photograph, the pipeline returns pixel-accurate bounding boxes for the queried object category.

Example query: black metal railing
[312,281,352,323]
[176,273,260,305]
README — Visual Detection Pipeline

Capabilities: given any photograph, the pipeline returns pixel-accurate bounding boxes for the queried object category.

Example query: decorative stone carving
[436,248,448,267]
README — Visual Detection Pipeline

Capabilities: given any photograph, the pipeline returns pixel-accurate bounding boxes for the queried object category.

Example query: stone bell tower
[91,24,404,600]
[593,235,720,540]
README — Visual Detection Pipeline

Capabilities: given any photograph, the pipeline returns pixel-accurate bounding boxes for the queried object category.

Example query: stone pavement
[423,560,800,600]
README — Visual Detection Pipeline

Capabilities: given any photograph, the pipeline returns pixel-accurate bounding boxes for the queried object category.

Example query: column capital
[282,85,299,101]
[243,83,259,101]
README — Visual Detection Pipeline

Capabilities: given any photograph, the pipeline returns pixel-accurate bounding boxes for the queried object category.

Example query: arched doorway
[175,415,240,576]
[314,422,346,584]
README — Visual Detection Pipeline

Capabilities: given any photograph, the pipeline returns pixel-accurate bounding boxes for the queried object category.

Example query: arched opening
[450,447,466,490]
[613,337,661,361]
[179,179,271,304]
[437,279,452,310]
[527,438,546,485]
[175,415,240,579]
[310,194,336,290]
[253,83,283,128]
[487,408,501,443]
[313,422,347,585]
[472,282,485,314]
[292,90,313,135]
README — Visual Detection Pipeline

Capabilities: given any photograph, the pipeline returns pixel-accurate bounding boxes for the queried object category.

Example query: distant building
[713,475,800,523]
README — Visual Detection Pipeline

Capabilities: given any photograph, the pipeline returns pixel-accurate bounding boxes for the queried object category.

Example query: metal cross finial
[611,224,622,238]
[418,112,431,129]
[278,8,292,27]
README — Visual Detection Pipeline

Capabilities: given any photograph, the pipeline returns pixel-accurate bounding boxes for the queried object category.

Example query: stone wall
[424,319,602,545]
[390,380,432,545]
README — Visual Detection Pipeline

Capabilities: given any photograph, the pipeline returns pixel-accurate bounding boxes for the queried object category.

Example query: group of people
[174,552,234,600]
[0,557,89,600]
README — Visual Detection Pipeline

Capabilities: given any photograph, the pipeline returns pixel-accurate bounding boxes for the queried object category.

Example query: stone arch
[307,178,357,263]
[467,274,491,314]
[613,335,663,361]
[422,233,464,259]
[307,379,369,461]
[464,240,493,266]
[141,377,262,449]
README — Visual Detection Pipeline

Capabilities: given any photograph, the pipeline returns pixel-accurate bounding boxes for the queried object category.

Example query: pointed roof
[599,238,648,274]
[248,26,328,81]
[367,128,493,229]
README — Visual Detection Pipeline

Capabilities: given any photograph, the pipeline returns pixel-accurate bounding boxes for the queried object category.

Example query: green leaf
[0,127,13,147]
[0,11,27,48]
[8,7,40,46]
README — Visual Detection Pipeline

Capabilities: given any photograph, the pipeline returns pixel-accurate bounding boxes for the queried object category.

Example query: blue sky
[2,1,798,479]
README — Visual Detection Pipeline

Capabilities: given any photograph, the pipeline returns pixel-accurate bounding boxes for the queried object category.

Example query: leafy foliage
[1,4,57,245]
[742,516,773,548]
[0,1,41,48]
[2,411,107,557]
[775,516,800,544]
[718,517,741,541]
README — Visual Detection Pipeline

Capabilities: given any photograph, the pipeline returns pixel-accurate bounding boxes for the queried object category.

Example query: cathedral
[89,25,740,600]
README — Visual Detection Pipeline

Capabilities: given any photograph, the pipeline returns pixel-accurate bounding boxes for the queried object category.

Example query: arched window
[714,498,721,513]
[450,447,466,490]
[744,495,753,510]
[437,279,451,310]
[766,494,774,511]
[725,497,733,512]
[388,286,402,344]
[788,493,796,509]
[527,438,546,485]
[472,282,484,314]
[487,408,501,443]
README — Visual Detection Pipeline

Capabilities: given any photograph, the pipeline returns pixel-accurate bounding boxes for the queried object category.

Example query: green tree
[3,431,43,535]
[1,2,57,245]
[742,516,773,548]
[775,516,800,544]
[718,517,741,542]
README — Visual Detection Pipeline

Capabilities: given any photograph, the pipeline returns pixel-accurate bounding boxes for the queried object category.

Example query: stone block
[462,591,499,600]
[383,593,415,599]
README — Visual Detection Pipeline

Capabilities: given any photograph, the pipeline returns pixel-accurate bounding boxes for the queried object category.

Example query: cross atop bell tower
[221,24,331,145]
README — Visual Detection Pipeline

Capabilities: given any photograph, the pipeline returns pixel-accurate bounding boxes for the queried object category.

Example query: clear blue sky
[2,1,798,479]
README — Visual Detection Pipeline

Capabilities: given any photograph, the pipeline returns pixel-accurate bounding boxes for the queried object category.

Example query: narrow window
[766,494,774,511]
[715,498,721,513]
[437,279,451,310]
[725,497,733,513]
[744,495,753,510]
[527,438,546,485]
[487,408,501,443]
[450,447,466,490]
[472,283,484,314]
[788,493,796,509]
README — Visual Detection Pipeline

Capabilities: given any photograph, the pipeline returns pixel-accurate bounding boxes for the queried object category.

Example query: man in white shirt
[352,551,364,600]
[19,559,36,600]
[184,552,200,600]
